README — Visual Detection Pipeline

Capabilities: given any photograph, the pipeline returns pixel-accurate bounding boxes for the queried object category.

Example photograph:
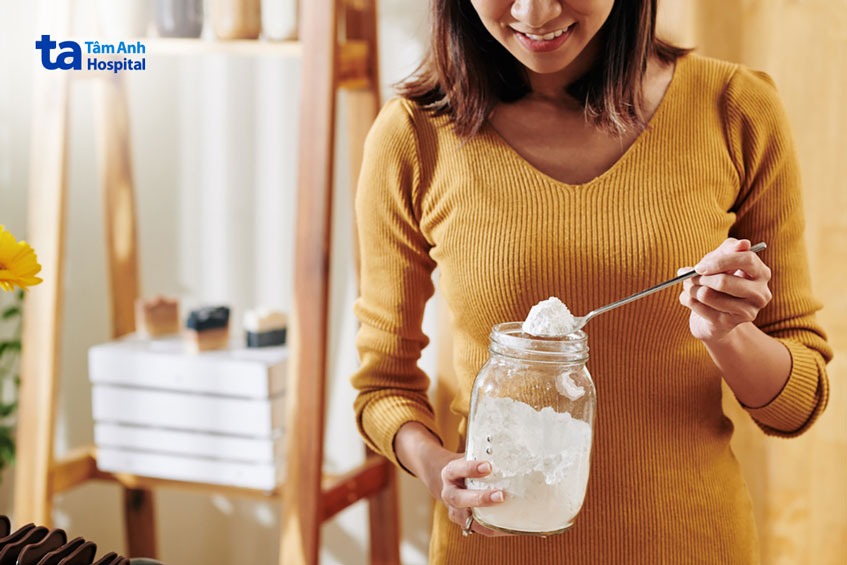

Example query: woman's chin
[513,56,581,77]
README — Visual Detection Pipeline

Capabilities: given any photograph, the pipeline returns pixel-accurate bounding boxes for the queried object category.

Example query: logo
[35,34,147,73]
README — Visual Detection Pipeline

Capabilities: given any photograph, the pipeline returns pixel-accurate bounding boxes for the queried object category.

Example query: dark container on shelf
[156,0,204,38]
[213,0,261,40]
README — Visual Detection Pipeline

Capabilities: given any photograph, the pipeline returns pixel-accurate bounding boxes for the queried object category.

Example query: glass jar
[155,0,204,38]
[212,0,261,40]
[97,0,151,38]
[262,0,298,41]
[465,322,596,536]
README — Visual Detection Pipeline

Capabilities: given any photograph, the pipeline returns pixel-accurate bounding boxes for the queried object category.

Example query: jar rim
[489,322,588,361]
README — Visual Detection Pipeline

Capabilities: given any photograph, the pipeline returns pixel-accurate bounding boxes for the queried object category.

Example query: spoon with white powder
[523,242,767,337]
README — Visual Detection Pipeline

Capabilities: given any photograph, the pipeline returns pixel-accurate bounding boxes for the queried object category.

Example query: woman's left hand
[678,238,773,343]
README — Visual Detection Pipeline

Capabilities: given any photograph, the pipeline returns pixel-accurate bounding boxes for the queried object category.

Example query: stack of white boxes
[88,335,288,491]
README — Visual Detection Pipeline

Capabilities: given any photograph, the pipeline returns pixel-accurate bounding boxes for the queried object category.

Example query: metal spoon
[559,241,767,334]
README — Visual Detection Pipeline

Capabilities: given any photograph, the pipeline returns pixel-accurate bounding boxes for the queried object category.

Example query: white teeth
[521,26,570,41]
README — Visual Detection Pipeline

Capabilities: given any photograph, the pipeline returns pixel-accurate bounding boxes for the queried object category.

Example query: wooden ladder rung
[338,40,371,89]
[94,471,282,501]
[50,444,392,520]
[50,445,99,495]
[320,457,392,522]
[344,0,369,10]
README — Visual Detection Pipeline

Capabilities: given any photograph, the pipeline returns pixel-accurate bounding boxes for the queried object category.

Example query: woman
[351,0,832,563]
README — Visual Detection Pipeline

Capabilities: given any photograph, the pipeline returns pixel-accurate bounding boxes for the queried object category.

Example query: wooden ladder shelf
[14,0,399,563]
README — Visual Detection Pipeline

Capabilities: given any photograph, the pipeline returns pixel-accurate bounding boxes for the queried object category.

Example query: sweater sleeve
[350,97,441,473]
[721,66,833,437]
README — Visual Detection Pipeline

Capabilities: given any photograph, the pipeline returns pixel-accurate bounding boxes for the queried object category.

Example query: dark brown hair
[394,0,689,139]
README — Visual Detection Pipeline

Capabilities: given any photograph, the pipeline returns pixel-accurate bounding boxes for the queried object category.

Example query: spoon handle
[584,242,767,323]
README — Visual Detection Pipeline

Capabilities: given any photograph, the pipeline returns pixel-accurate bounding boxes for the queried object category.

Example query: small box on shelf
[244,308,287,348]
[135,295,180,337]
[185,305,230,352]
[88,333,288,490]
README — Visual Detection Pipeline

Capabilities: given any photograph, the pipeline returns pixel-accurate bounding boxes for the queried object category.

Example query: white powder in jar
[522,297,576,337]
[466,395,592,533]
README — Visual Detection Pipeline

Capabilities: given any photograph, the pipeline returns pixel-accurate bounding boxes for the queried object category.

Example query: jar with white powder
[465,322,596,536]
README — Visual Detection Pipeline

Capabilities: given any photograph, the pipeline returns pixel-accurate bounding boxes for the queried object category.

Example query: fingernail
[477,462,491,473]
[491,491,504,502]
[694,262,708,274]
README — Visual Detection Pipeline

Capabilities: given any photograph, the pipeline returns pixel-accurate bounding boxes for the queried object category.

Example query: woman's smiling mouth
[511,22,577,52]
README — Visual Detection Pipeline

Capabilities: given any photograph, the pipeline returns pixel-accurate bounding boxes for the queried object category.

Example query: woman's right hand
[395,422,509,537]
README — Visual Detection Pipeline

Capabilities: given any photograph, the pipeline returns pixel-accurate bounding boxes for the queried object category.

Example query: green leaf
[0,427,15,470]
[1,307,20,320]
[0,401,16,418]
[0,340,17,359]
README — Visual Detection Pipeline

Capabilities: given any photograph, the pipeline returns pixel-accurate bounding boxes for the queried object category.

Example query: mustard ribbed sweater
[351,53,831,564]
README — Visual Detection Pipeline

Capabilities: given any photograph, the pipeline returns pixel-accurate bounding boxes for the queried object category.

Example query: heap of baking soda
[522,296,576,337]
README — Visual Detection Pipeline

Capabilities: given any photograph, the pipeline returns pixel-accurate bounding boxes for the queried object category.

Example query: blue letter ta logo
[35,35,82,70]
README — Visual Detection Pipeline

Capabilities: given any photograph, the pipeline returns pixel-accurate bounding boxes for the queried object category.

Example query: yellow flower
[0,225,43,292]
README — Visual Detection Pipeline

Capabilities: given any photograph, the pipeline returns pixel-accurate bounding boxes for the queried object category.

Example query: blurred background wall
[0,1,844,564]
[657,3,847,564]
